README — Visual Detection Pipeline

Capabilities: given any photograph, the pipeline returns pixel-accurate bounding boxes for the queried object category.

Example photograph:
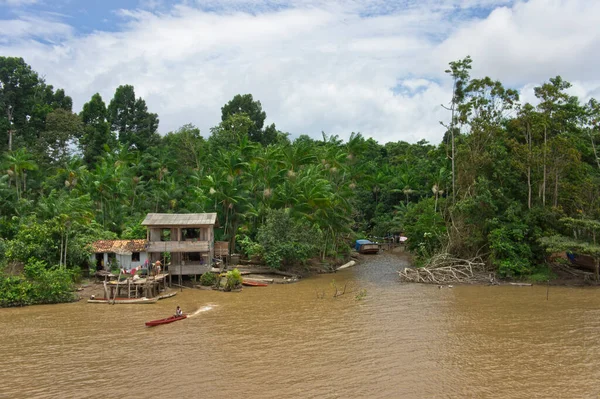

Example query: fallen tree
[398,253,492,284]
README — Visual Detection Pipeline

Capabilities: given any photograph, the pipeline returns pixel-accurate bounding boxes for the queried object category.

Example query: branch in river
[398,253,491,284]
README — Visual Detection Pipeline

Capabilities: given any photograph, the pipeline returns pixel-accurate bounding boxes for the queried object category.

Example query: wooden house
[91,239,149,271]
[141,213,218,282]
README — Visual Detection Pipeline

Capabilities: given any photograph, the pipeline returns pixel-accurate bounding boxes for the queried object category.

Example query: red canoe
[242,280,269,287]
[145,315,187,327]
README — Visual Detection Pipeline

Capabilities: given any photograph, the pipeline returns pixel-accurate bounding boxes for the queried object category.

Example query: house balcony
[168,263,212,275]
[146,240,211,253]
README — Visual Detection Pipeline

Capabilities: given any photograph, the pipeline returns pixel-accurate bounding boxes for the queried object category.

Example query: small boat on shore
[87,297,158,304]
[158,291,177,300]
[355,239,380,254]
[145,315,187,327]
[242,280,269,287]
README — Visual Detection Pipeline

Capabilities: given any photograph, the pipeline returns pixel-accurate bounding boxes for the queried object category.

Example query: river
[1,252,600,398]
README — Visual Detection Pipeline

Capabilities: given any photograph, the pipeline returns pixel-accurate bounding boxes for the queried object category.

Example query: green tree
[40,109,83,167]
[107,85,159,151]
[442,56,472,203]
[80,93,115,167]
[221,94,271,145]
[0,57,40,151]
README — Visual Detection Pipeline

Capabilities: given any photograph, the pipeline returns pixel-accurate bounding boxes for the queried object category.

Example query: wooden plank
[146,241,210,252]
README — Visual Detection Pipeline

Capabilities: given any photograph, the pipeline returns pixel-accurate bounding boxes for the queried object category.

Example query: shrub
[237,234,263,259]
[257,209,319,269]
[401,198,447,259]
[488,204,535,277]
[225,268,242,291]
[0,258,76,307]
[200,272,217,286]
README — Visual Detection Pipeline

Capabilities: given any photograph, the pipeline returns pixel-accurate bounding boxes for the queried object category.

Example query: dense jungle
[1,55,599,305]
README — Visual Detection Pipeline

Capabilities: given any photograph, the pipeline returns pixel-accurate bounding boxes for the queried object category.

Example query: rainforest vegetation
[1,55,600,306]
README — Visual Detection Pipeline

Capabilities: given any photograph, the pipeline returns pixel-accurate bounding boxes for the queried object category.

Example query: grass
[526,265,557,283]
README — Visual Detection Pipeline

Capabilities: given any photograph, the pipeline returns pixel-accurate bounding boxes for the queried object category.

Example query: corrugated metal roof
[141,213,218,226]
[92,240,148,254]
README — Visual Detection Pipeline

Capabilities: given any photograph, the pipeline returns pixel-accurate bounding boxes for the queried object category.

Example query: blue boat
[355,239,380,254]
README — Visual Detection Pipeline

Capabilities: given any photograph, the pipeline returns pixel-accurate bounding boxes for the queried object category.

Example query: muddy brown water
[1,253,600,398]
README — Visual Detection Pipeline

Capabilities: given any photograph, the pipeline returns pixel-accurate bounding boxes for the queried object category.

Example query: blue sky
[1,0,599,144]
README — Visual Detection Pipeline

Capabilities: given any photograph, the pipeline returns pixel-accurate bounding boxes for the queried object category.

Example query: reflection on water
[1,253,600,398]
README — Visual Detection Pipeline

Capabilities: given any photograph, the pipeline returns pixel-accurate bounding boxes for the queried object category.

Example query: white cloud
[0,0,38,5]
[0,0,599,144]
[0,15,73,41]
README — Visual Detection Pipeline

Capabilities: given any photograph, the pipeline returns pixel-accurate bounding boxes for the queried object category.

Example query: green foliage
[225,268,242,291]
[355,288,367,301]
[121,221,147,239]
[257,209,319,269]
[220,94,272,145]
[200,272,217,286]
[527,265,556,283]
[401,198,447,259]
[107,85,159,152]
[1,58,600,285]
[237,234,263,259]
[0,258,76,307]
[489,222,533,277]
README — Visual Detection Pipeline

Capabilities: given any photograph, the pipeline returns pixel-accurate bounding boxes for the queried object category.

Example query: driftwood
[398,253,489,284]
[337,261,356,271]
[509,282,532,286]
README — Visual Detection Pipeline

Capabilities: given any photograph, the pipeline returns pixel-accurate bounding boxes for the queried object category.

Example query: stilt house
[141,213,218,282]
[91,239,148,271]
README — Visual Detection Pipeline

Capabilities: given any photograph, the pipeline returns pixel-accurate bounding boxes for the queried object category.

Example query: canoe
[158,291,177,300]
[145,315,187,327]
[242,280,269,287]
[87,297,158,304]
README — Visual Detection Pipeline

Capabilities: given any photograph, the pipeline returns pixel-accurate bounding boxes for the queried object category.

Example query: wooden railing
[146,241,210,252]
[169,263,211,275]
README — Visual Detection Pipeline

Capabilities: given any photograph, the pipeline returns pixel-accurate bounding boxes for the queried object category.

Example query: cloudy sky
[1,0,599,144]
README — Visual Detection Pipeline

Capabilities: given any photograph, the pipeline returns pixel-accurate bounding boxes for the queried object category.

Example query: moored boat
[145,315,187,327]
[242,280,269,287]
[87,297,158,304]
[355,239,380,254]
[158,291,177,300]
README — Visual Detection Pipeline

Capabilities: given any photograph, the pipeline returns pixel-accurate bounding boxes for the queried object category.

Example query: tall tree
[534,76,572,206]
[442,56,472,203]
[41,109,83,167]
[221,94,270,145]
[107,85,159,152]
[0,57,40,151]
[80,93,115,167]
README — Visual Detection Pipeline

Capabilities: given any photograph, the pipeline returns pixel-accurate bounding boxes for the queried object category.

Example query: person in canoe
[175,306,183,317]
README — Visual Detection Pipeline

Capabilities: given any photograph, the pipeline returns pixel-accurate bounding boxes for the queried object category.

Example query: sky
[1,0,600,144]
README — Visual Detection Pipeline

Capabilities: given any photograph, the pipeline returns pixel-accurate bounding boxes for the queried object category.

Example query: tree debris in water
[398,253,491,284]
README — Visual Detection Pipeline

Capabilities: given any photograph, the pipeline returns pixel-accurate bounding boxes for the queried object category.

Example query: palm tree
[3,148,37,200]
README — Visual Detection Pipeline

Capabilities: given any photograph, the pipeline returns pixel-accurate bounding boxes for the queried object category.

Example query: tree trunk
[543,124,547,207]
[527,122,532,209]
[554,170,559,208]
[59,233,64,268]
[64,230,69,269]
[589,130,600,170]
